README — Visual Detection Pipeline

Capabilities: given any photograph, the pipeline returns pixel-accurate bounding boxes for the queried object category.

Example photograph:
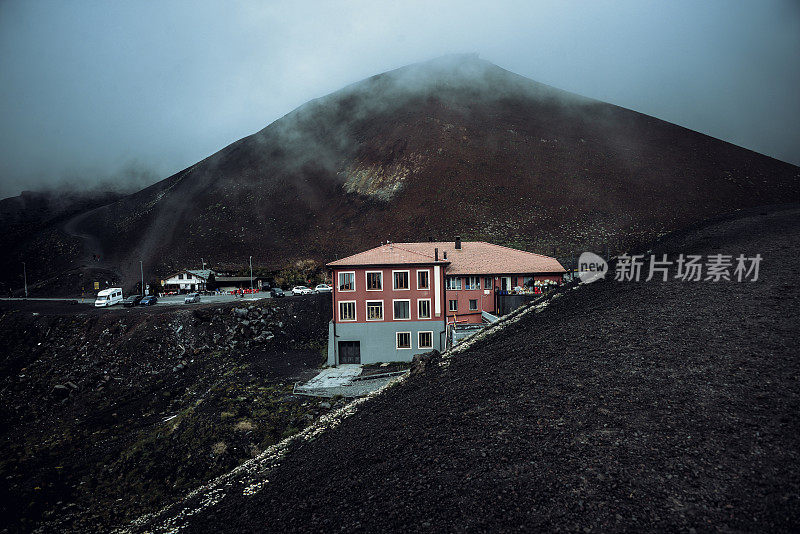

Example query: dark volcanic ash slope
[75,55,798,282]
[138,205,799,533]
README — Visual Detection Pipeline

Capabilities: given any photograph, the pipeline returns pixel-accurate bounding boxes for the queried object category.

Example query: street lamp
[249,256,253,290]
[22,262,27,298]
[140,260,144,297]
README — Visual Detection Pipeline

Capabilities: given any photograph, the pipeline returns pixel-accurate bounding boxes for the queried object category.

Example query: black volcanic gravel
[165,206,800,533]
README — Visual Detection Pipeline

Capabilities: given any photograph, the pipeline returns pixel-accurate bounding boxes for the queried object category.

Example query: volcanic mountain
[3,54,799,290]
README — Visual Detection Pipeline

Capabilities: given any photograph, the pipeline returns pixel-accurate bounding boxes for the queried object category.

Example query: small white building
[161,269,213,293]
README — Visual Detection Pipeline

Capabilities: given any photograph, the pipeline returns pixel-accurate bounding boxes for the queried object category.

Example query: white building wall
[162,272,205,291]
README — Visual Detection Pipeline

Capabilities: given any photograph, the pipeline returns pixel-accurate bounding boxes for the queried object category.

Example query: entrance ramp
[293,365,404,398]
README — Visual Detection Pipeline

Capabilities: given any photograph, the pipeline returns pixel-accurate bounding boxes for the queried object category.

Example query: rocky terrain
[125,205,799,533]
[2,55,798,292]
[0,295,334,532]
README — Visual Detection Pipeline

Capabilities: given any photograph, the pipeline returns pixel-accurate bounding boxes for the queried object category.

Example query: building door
[501,276,511,290]
[339,341,361,364]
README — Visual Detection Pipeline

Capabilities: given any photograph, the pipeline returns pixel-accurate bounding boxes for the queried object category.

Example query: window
[339,301,356,321]
[418,331,433,349]
[366,271,383,291]
[464,276,480,290]
[449,299,458,312]
[338,271,355,291]
[417,270,430,289]
[469,299,478,311]
[484,276,492,289]
[396,332,411,349]
[393,300,411,320]
[418,299,431,319]
[393,270,410,290]
[178,273,184,279]
[366,300,383,321]
[446,276,462,290]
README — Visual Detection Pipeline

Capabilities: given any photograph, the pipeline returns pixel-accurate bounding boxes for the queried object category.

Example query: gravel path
[143,206,800,533]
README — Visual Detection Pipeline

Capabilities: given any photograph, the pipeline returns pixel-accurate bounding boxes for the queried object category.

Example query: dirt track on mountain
[62,205,105,263]
[172,205,800,533]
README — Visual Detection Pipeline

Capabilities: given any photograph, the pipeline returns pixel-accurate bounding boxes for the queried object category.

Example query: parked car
[314,284,332,293]
[122,295,143,307]
[139,295,158,306]
[94,287,123,307]
[269,287,285,298]
[292,286,313,295]
[184,293,201,304]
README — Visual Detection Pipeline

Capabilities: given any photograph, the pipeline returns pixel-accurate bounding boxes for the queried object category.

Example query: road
[0,291,331,315]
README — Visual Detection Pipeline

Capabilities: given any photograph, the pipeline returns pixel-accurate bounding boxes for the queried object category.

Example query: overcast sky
[1,0,799,199]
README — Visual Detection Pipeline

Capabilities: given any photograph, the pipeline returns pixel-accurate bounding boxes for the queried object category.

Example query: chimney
[455,236,462,250]
[435,247,439,261]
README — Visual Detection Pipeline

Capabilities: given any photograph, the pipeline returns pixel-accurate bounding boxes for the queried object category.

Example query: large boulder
[410,350,441,376]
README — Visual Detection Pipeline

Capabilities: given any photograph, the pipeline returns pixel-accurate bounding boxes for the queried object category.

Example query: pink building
[326,238,564,365]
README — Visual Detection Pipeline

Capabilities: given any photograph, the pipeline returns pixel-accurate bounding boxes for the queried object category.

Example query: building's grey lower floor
[327,320,446,365]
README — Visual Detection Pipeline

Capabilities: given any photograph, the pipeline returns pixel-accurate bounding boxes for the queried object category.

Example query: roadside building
[215,276,266,293]
[326,238,565,365]
[161,269,213,293]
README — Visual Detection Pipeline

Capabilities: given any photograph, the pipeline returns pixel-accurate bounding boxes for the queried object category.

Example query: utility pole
[22,262,27,298]
[140,260,144,297]
[202,257,205,270]
[249,256,253,290]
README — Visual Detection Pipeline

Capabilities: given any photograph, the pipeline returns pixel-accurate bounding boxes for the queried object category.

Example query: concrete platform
[293,365,406,398]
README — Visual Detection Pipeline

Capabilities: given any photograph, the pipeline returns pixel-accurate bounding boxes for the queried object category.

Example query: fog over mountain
[1,0,799,198]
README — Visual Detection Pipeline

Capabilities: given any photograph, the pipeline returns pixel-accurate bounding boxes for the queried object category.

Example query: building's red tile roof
[327,243,448,267]
[328,241,565,275]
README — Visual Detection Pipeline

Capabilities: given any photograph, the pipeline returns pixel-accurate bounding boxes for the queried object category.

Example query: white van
[95,287,123,307]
